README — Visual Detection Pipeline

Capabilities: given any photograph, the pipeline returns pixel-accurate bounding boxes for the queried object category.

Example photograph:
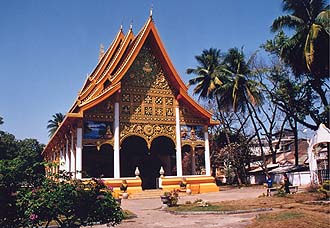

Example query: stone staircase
[129,189,164,199]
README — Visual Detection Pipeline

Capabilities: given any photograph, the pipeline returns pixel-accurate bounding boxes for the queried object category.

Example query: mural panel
[84,121,113,139]
[180,125,204,141]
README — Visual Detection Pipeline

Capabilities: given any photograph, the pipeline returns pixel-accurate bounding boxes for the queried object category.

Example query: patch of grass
[249,209,329,228]
[167,203,252,212]
[257,211,303,221]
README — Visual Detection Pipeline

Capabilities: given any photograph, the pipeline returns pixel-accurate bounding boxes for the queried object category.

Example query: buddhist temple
[43,14,219,193]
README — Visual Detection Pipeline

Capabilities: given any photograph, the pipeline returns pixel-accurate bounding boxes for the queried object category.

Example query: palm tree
[186,48,223,100]
[271,0,329,106]
[216,48,266,175]
[47,113,65,137]
[187,48,234,144]
[216,48,263,113]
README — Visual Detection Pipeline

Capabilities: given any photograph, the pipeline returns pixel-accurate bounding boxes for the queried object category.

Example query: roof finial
[129,19,133,30]
[98,43,104,62]
[120,18,124,31]
[150,5,153,18]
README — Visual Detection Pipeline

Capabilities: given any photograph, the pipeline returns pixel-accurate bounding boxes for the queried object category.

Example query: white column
[70,133,76,179]
[175,106,182,176]
[55,152,59,175]
[59,148,65,172]
[114,102,120,178]
[204,127,211,176]
[52,152,56,175]
[76,128,83,179]
[65,137,70,172]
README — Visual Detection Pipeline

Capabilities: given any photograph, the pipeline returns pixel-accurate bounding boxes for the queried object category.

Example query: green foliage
[270,0,329,115]
[163,190,179,207]
[0,131,19,160]
[261,51,328,129]
[0,127,123,227]
[275,189,287,197]
[47,113,65,137]
[0,132,45,227]
[17,176,123,227]
[187,48,223,100]
[0,116,3,125]
[318,180,330,199]
[271,0,329,77]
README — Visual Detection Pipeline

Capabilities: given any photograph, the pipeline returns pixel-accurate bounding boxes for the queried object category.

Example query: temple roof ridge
[70,15,215,122]
[76,27,125,104]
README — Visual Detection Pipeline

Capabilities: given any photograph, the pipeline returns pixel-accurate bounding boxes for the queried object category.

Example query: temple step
[129,189,163,199]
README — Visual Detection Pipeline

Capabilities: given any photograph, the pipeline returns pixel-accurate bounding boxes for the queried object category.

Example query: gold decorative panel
[120,122,175,147]
[119,45,178,142]
[179,106,206,125]
[84,97,114,122]
[120,45,177,124]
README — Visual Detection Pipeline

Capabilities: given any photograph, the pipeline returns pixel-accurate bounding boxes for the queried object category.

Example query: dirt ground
[92,187,329,228]
[93,187,266,228]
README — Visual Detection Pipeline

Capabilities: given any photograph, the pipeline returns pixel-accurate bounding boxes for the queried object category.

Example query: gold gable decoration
[120,122,175,148]
[119,45,176,125]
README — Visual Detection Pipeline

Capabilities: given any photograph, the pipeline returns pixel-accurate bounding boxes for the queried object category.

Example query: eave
[42,112,83,155]
[79,28,125,101]
[178,88,219,126]
[79,82,121,112]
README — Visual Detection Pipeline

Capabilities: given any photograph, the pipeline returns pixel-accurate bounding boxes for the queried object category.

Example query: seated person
[281,173,290,193]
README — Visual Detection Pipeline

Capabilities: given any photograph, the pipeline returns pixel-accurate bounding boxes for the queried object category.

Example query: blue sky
[0,0,283,144]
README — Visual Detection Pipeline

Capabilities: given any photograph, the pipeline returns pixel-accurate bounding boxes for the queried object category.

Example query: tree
[0,116,3,125]
[263,31,328,129]
[216,48,263,112]
[187,48,223,100]
[216,48,266,164]
[47,113,65,137]
[0,127,123,227]
[211,141,251,185]
[0,133,45,227]
[17,176,123,228]
[271,0,329,108]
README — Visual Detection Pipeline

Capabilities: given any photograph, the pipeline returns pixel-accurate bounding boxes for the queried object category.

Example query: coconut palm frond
[47,112,65,137]
[315,10,330,34]
[271,15,304,32]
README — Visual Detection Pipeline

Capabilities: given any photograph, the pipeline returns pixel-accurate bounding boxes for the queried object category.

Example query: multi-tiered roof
[44,15,217,154]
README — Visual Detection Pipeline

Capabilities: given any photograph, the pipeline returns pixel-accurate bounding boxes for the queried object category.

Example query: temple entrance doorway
[82,144,114,178]
[120,136,148,178]
[150,136,176,177]
[120,135,176,189]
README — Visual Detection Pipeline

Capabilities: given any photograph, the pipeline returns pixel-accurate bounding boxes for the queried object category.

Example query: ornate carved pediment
[120,45,176,123]
[120,122,175,148]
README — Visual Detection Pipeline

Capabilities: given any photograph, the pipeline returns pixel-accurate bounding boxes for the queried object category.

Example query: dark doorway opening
[82,144,114,178]
[150,136,176,177]
[120,135,176,189]
[120,136,148,178]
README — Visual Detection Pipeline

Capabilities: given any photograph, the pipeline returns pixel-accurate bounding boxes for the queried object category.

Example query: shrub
[319,180,330,199]
[17,175,123,227]
[275,189,287,197]
[163,190,179,207]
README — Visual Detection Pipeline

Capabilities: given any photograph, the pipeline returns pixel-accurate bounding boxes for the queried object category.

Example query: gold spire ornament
[98,44,105,62]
